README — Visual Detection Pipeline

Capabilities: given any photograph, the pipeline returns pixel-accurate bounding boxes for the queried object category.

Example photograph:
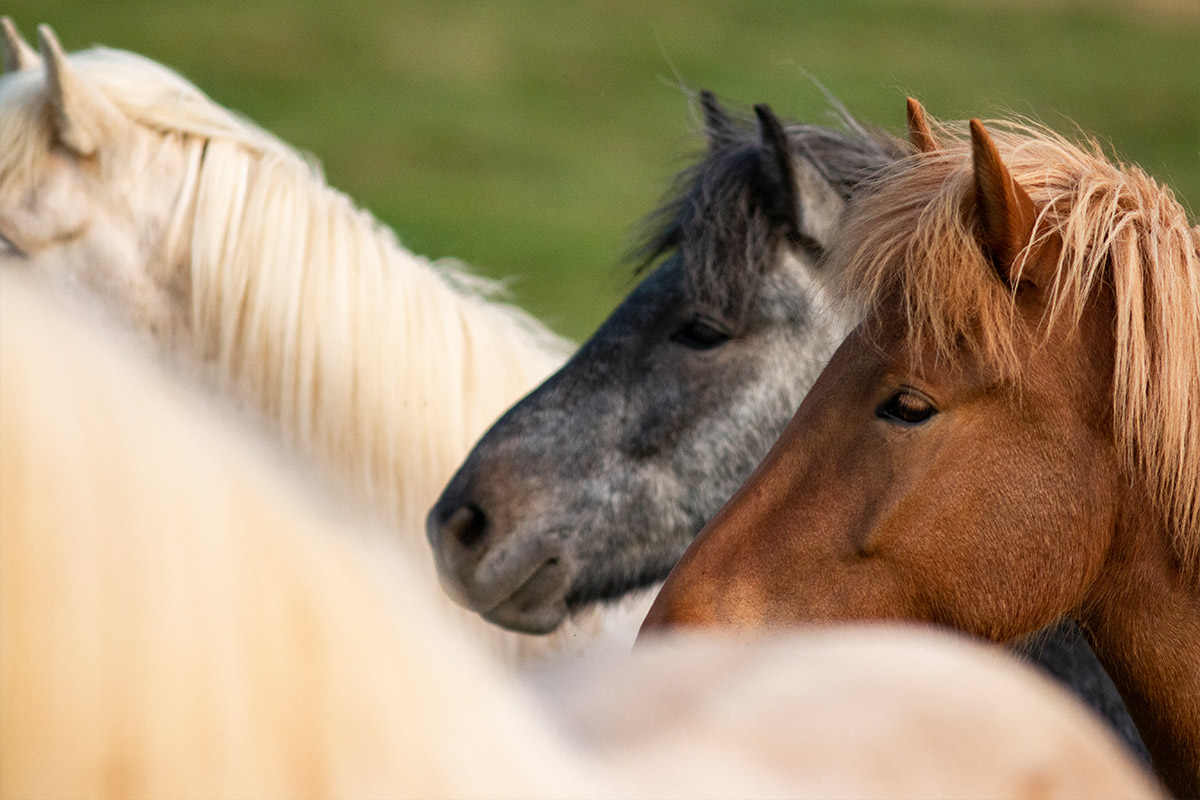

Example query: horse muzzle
[426,501,573,635]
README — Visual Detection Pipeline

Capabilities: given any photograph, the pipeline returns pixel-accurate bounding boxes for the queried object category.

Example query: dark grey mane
[633,100,904,324]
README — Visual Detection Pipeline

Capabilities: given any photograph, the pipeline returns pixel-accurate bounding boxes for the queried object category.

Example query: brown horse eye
[876,390,937,426]
[670,317,731,350]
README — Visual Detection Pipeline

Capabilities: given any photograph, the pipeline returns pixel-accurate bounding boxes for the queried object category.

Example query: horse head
[426,93,899,634]
[0,24,199,343]
[640,101,1200,796]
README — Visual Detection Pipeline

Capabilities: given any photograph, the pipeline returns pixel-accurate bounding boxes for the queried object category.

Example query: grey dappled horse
[428,93,1147,761]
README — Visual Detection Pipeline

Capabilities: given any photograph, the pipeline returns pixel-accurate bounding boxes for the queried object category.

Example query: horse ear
[969,119,1039,290]
[905,97,938,154]
[755,104,800,229]
[2,17,41,72]
[38,25,129,157]
[755,103,843,256]
[699,90,740,150]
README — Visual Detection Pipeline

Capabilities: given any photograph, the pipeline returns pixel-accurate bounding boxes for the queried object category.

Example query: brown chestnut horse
[641,101,1200,797]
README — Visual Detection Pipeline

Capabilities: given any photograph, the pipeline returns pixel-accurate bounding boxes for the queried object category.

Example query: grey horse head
[427,93,902,634]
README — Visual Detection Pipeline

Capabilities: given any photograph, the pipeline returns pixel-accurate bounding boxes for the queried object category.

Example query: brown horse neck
[1080,488,1200,798]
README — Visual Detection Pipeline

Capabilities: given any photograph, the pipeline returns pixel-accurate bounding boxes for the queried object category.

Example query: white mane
[0,45,623,661]
[72,47,572,531]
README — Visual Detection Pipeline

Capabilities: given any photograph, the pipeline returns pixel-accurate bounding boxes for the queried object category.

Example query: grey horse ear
[790,151,844,255]
[906,97,938,154]
[755,103,843,256]
[39,24,129,157]
[755,103,800,232]
[2,17,41,72]
[699,90,741,150]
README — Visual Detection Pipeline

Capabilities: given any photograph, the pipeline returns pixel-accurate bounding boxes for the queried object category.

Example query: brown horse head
[641,103,1200,795]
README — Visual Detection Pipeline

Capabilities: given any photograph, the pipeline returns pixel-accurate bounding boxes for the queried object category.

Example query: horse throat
[1079,485,1200,798]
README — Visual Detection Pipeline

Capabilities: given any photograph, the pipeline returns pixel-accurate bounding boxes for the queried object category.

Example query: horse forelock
[828,116,1200,579]
[630,106,899,325]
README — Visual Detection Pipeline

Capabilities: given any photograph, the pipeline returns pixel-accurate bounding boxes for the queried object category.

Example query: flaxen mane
[828,116,1200,576]
[0,43,601,662]
[0,46,571,534]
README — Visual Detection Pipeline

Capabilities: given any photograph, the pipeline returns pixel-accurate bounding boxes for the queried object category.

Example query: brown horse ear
[38,24,129,157]
[699,90,741,150]
[969,119,1039,289]
[2,17,40,72]
[905,97,938,153]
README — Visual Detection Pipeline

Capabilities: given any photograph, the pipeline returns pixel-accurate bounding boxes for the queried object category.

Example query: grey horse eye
[670,317,732,350]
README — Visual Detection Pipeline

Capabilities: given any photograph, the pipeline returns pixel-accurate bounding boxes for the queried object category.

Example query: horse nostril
[443,504,488,551]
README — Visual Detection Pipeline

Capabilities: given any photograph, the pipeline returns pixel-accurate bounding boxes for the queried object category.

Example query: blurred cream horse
[0,268,1162,799]
[0,21,649,662]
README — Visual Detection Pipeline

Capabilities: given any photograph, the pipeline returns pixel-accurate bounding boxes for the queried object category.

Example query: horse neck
[186,144,567,537]
[1080,481,1200,798]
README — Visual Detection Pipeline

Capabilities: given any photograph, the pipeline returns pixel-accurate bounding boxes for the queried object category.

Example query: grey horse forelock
[634,117,902,326]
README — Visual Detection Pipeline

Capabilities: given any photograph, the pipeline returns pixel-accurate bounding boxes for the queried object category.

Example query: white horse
[0,268,1162,800]
[0,20,648,662]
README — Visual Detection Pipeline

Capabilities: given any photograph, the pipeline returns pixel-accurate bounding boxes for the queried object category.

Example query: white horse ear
[1,17,41,72]
[38,24,128,157]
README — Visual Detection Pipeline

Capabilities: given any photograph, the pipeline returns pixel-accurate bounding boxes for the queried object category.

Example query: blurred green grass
[8,1,1198,341]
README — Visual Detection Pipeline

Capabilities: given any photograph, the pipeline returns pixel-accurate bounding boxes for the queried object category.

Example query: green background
[9,1,1198,341]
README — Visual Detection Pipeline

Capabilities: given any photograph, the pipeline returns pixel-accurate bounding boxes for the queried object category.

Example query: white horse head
[0,25,210,342]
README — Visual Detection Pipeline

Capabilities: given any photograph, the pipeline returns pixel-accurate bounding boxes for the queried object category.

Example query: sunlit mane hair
[0,46,571,549]
[829,116,1200,576]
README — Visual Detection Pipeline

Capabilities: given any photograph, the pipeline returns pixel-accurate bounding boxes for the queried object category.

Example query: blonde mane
[2,45,571,533]
[829,116,1200,576]
[0,46,612,661]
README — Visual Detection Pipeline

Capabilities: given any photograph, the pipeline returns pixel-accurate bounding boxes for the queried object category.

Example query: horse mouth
[480,557,571,635]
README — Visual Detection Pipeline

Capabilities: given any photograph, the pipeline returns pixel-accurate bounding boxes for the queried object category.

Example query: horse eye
[670,317,732,350]
[876,390,937,426]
